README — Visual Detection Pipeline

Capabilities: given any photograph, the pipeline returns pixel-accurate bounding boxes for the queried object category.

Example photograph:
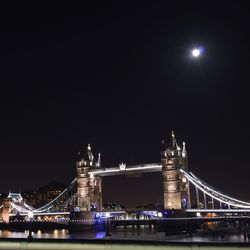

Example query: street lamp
[105,212,111,237]
[27,211,34,239]
[157,212,163,218]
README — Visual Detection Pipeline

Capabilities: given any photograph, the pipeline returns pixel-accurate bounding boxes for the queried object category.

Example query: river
[0,227,249,242]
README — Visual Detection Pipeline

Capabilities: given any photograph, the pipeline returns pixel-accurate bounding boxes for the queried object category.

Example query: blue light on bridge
[73,207,80,212]
[182,198,187,209]
[142,211,162,217]
[95,212,111,219]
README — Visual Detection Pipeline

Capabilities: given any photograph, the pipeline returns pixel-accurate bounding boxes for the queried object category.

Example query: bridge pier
[69,211,96,230]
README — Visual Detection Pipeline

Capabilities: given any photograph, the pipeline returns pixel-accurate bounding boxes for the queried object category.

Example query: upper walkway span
[88,163,162,176]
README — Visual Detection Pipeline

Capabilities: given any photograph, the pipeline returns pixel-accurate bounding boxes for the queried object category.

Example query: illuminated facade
[2,199,10,223]
[76,145,102,211]
[161,132,190,210]
[22,183,66,209]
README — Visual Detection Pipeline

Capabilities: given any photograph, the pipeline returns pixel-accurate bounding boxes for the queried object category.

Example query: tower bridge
[1,132,250,226]
[75,131,189,215]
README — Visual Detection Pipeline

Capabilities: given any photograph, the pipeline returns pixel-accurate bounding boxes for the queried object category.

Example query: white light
[119,163,126,171]
[88,163,161,175]
[196,212,201,217]
[105,212,110,218]
[157,212,163,218]
[192,49,200,57]
[28,211,34,219]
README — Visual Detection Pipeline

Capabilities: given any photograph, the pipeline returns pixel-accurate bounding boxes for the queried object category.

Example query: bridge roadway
[10,209,250,217]
[88,163,162,176]
[9,210,159,218]
[9,212,70,217]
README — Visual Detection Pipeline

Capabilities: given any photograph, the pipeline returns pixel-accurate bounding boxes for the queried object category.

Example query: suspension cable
[181,169,250,208]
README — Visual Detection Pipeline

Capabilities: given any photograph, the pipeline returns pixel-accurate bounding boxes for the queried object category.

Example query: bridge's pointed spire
[87,144,94,162]
[171,131,177,148]
[182,141,187,158]
[97,153,101,167]
[161,139,165,151]
[77,151,82,161]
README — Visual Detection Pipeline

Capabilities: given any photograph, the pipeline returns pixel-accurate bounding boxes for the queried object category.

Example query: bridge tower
[76,144,102,212]
[161,132,190,210]
[1,198,10,223]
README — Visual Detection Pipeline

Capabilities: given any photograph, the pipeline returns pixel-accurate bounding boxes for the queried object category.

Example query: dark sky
[1,2,250,207]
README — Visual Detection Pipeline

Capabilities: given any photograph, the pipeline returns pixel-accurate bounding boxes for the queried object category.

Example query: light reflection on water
[0,228,249,242]
[0,229,109,239]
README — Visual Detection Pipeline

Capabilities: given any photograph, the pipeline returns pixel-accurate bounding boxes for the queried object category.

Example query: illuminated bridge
[1,132,250,225]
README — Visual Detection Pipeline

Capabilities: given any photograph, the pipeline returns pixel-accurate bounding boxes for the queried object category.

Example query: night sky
[1,2,250,207]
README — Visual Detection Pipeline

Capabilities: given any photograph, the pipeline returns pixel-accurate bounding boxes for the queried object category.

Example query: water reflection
[96,232,106,239]
[0,228,250,242]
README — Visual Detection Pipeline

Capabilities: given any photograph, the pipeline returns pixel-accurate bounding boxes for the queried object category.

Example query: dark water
[0,227,249,242]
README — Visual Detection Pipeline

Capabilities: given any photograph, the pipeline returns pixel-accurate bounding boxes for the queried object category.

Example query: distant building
[103,202,125,211]
[136,203,163,211]
[22,182,67,209]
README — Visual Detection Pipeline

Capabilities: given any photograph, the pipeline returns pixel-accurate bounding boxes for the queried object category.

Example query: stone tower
[1,198,10,223]
[161,132,190,210]
[76,145,102,211]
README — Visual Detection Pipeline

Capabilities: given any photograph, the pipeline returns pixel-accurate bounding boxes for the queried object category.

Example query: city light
[28,211,33,220]
[157,212,163,218]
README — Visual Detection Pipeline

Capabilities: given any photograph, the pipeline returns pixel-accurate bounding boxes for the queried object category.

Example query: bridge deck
[88,163,162,176]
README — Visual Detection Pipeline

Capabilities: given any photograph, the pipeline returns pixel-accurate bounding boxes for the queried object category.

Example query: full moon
[192,49,200,57]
